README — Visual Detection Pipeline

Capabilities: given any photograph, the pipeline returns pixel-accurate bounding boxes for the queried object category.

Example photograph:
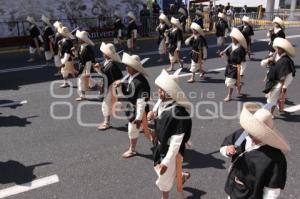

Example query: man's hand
[133,119,142,129]
[159,164,168,175]
[94,63,102,70]
[147,111,156,121]
[226,145,237,156]
[113,80,121,88]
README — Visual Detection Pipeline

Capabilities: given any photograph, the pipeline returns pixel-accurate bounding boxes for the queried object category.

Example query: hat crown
[132,55,141,62]
[253,109,273,129]
[107,43,116,53]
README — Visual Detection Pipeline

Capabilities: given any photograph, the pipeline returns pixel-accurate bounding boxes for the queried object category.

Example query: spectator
[242,5,248,13]
[225,3,231,11]
[140,4,151,37]
[152,0,160,26]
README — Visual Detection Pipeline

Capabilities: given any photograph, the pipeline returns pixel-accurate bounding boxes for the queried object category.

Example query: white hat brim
[100,42,121,63]
[273,38,296,57]
[273,17,284,28]
[190,22,204,36]
[59,27,75,39]
[171,17,183,30]
[155,69,190,108]
[240,103,290,151]
[178,8,187,16]
[122,52,148,76]
[128,12,136,21]
[41,15,52,27]
[159,14,171,27]
[230,27,247,50]
[75,30,95,46]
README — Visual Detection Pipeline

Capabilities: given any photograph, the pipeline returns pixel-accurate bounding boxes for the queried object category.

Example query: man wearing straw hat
[58,26,77,88]
[165,17,184,72]
[126,11,138,53]
[113,11,124,50]
[178,7,187,33]
[220,28,247,102]
[215,12,229,55]
[95,42,123,130]
[75,30,96,101]
[261,38,296,114]
[51,21,64,75]
[41,15,55,66]
[267,17,285,56]
[220,102,289,199]
[193,9,204,29]
[114,53,150,158]
[26,16,43,62]
[185,22,207,83]
[239,16,254,61]
[151,69,192,199]
[156,13,171,62]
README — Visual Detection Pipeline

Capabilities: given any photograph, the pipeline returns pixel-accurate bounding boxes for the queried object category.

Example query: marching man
[51,21,64,75]
[149,69,192,199]
[58,26,77,88]
[220,28,247,102]
[114,53,150,158]
[178,7,187,33]
[215,12,229,55]
[165,17,184,72]
[156,13,171,62]
[41,15,55,66]
[267,17,285,56]
[75,30,96,101]
[220,102,289,199]
[239,16,254,61]
[261,38,296,115]
[113,11,124,50]
[26,16,43,62]
[185,22,207,83]
[95,42,123,130]
[193,9,204,29]
[127,11,138,53]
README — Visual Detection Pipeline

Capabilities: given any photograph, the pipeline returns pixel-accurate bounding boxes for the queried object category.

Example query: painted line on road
[0,64,47,74]
[0,100,27,108]
[0,175,59,198]
[176,67,226,78]
[255,34,300,42]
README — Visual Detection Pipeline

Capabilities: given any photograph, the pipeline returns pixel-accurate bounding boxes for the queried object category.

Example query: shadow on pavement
[183,149,226,170]
[0,160,52,185]
[0,115,37,127]
[184,187,207,199]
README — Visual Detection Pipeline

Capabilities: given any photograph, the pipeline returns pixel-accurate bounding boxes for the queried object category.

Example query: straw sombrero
[122,52,148,76]
[242,16,250,23]
[155,69,190,108]
[41,15,52,27]
[272,17,284,28]
[230,27,247,50]
[127,11,136,21]
[240,102,290,151]
[273,38,296,57]
[58,26,75,39]
[178,8,187,16]
[159,13,171,27]
[26,16,36,25]
[53,21,63,30]
[75,30,95,46]
[171,17,183,30]
[218,12,226,20]
[100,42,121,63]
[190,22,204,36]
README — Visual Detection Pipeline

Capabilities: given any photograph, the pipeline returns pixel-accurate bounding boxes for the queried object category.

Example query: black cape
[167,28,183,55]
[238,25,254,45]
[224,46,246,79]
[101,60,123,89]
[215,19,228,37]
[42,26,55,51]
[120,74,150,122]
[263,55,296,93]
[127,21,138,39]
[221,129,287,199]
[113,19,124,38]
[152,101,192,166]
[29,25,42,48]
[157,24,169,45]
[78,45,96,74]
[269,29,285,52]
[186,36,206,63]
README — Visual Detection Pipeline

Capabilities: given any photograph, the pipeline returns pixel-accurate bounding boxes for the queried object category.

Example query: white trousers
[169,52,180,63]
[154,160,176,192]
[190,60,203,73]
[54,55,62,67]
[158,39,166,55]
[44,51,53,61]
[128,122,141,139]
[102,88,112,117]
[127,38,133,49]
[217,37,225,46]
[225,77,236,88]
[61,61,75,78]
[240,62,247,76]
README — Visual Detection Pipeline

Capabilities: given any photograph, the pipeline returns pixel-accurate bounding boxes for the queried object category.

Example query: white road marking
[284,104,300,113]
[0,100,28,108]
[176,67,226,77]
[0,175,59,198]
[1,34,300,74]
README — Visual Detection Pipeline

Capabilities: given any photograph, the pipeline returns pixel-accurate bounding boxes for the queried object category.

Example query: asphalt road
[0,28,300,199]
